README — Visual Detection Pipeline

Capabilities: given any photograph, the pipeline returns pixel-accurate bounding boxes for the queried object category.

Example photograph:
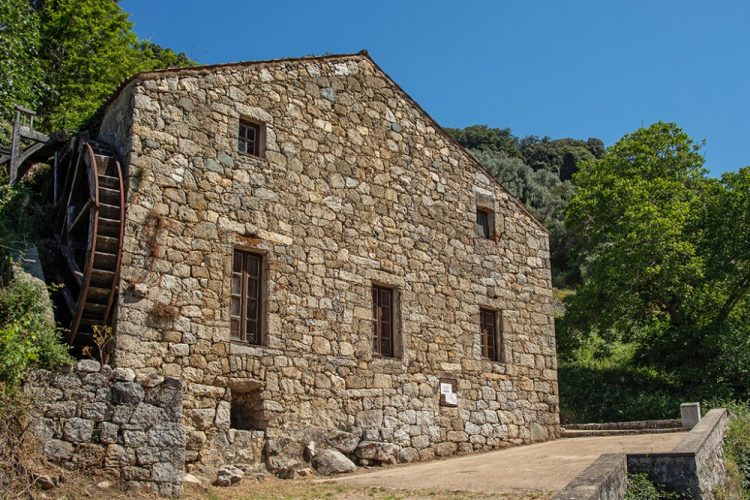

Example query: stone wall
[99,82,136,162]
[25,361,185,496]
[100,52,559,472]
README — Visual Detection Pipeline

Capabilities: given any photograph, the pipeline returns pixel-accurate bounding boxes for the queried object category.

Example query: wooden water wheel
[54,137,125,345]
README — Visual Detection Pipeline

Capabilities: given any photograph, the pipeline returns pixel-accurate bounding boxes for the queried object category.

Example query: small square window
[476,207,495,239]
[238,120,263,157]
[480,308,501,361]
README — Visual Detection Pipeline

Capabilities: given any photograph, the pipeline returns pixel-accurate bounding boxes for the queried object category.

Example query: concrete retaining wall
[554,454,627,500]
[24,362,185,496]
[628,409,728,499]
[554,409,730,500]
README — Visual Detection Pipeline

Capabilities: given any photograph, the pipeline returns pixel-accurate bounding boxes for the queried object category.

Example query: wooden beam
[58,242,83,287]
[19,127,49,143]
[69,198,93,234]
[9,109,22,183]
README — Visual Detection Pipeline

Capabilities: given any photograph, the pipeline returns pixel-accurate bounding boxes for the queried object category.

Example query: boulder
[311,449,357,475]
[182,473,205,486]
[213,465,244,487]
[304,441,316,461]
[32,474,58,490]
[355,441,399,464]
[276,466,298,480]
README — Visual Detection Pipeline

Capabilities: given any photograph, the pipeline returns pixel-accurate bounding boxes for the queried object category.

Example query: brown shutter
[372,285,394,356]
[476,209,491,239]
[230,250,263,344]
[480,309,497,361]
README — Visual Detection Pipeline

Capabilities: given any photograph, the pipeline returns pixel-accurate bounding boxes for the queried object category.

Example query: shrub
[558,337,684,423]
[716,402,750,498]
[0,392,42,496]
[0,184,39,281]
[626,473,688,499]
[0,276,71,392]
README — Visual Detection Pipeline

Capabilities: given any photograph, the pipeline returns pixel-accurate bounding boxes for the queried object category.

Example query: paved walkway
[325,432,687,496]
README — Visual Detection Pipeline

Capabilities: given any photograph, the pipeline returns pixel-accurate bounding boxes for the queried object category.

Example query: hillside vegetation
[0,0,194,390]
[0,2,193,493]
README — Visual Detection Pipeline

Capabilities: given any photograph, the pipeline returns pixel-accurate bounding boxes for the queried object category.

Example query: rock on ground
[214,465,244,487]
[311,449,357,475]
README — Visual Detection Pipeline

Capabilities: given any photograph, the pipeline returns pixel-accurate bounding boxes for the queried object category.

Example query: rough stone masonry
[25,361,184,496]
[96,51,559,474]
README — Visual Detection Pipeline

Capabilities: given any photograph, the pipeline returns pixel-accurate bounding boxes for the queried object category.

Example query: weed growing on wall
[625,473,688,500]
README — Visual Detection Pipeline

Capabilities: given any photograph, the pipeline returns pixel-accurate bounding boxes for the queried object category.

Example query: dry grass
[22,471,552,499]
[0,392,48,498]
[181,476,551,500]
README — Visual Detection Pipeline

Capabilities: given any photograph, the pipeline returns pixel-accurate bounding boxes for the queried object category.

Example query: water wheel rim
[56,138,125,344]
[68,142,100,341]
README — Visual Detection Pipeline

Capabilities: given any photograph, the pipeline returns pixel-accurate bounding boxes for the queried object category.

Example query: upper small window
[476,207,495,239]
[238,120,263,157]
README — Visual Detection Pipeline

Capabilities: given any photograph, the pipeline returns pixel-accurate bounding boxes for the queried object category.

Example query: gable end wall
[106,55,559,470]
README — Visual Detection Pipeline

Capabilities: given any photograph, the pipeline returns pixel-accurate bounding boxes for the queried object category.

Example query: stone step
[560,427,685,438]
[563,418,682,431]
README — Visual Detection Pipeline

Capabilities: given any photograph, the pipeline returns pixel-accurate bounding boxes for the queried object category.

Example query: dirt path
[323,432,687,497]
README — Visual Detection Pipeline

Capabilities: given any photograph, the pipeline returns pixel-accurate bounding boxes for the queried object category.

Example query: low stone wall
[24,361,185,496]
[555,409,730,500]
[553,454,627,500]
[563,419,682,431]
[628,409,729,498]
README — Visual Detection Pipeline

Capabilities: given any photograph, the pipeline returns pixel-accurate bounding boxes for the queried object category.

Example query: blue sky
[121,0,750,176]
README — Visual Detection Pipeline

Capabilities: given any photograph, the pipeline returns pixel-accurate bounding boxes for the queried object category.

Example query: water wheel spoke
[68,198,94,234]
[58,241,84,286]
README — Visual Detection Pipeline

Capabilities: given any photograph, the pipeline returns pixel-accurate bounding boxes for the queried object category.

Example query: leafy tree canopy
[0,0,195,137]
[561,122,750,398]
[0,0,43,142]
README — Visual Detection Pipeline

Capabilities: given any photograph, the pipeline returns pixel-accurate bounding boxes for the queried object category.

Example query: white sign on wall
[439,378,458,407]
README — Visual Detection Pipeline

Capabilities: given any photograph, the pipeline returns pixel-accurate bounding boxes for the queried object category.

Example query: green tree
[38,0,142,131]
[0,0,43,142]
[36,0,194,132]
[563,122,706,342]
[135,40,195,70]
[562,122,750,398]
[520,136,596,178]
[445,125,520,158]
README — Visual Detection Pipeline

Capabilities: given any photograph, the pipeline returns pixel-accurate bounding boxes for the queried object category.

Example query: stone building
[96,51,559,473]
